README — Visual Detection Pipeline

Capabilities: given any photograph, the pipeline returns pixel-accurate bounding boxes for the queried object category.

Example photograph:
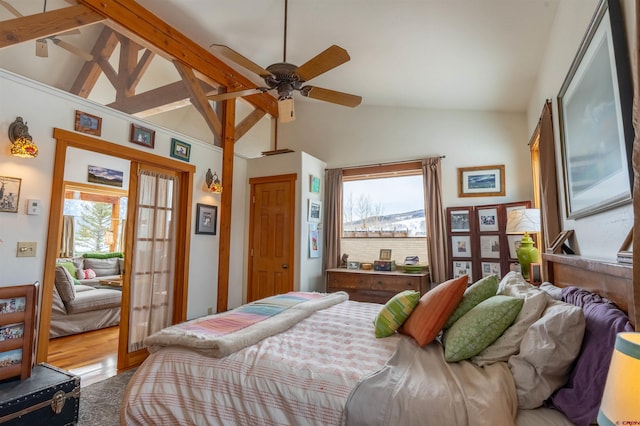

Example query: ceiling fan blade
[208,88,266,102]
[210,44,272,78]
[295,45,350,82]
[301,86,362,107]
[35,39,48,57]
[51,38,94,61]
[0,0,23,17]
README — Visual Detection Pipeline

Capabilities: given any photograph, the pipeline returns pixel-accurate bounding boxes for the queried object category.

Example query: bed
[120,254,635,426]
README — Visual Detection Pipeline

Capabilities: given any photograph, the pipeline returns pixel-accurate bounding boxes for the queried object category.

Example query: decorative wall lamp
[205,168,222,193]
[506,208,541,280]
[598,332,640,424]
[8,117,38,158]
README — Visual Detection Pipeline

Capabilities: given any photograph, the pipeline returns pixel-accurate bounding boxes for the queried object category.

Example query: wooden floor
[47,326,119,387]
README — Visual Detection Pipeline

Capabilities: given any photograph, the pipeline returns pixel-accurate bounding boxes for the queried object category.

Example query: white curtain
[60,215,75,257]
[128,169,177,352]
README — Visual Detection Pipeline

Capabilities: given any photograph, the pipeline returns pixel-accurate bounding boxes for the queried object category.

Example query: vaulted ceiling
[0,0,562,146]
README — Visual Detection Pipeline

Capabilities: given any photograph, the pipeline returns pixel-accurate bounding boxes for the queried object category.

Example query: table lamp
[598,332,640,425]
[506,209,541,280]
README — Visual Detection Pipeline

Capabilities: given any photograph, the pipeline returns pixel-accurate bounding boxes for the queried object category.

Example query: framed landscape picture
[458,165,505,197]
[74,110,102,136]
[170,138,191,162]
[557,0,633,218]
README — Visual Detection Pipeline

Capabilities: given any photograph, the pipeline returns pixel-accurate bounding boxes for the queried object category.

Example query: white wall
[526,0,635,260]
[278,101,534,208]
[0,70,250,320]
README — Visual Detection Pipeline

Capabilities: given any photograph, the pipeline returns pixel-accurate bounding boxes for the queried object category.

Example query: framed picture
[457,165,505,197]
[309,223,320,258]
[130,124,155,148]
[477,207,499,232]
[451,235,472,258]
[309,175,321,193]
[449,209,471,232]
[74,110,102,136]
[480,235,500,258]
[507,234,523,259]
[347,261,360,270]
[547,230,574,254]
[453,261,473,281]
[379,249,392,261]
[481,262,501,278]
[308,199,322,223]
[170,138,191,162]
[87,165,124,188]
[0,283,38,381]
[557,0,633,219]
[195,203,217,235]
[0,176,21,213]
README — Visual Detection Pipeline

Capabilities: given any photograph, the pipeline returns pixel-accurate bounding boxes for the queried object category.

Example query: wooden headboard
[543,253,635,327]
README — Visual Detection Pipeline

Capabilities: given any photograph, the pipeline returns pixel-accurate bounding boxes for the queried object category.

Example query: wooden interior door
[248,174,296,302]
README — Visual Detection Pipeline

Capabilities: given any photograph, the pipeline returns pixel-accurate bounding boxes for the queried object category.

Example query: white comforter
[121,299,519,425]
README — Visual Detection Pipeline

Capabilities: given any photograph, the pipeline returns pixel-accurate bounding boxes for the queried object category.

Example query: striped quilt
[144,291,349,358]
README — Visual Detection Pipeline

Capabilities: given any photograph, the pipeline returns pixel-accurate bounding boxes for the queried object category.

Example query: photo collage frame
[446,200,532,282]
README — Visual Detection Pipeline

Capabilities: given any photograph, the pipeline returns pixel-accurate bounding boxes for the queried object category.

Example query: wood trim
[78,0,278,117]
[342,161,422,178]
[38,129,194,368]
[216,99,236,312]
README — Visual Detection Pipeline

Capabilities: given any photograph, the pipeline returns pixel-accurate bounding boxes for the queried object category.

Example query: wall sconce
[8,117,38,158]
[205,168,222,193]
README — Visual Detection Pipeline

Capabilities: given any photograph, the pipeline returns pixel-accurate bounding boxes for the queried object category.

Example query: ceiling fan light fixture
[278,98,295,123]
[35,39,48,57]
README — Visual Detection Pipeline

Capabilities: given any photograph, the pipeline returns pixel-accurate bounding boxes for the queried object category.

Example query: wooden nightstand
[326,268,431,304]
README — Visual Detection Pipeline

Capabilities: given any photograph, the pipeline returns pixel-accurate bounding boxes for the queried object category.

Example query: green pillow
[57,261,77,278]
[374,290,420,338]
[82,252,124,259]
[443,295,523,362]
[444,274,499,329]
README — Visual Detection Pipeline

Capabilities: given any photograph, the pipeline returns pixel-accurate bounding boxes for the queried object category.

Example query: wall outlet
[207,307,213,315]
[17,242,37,257]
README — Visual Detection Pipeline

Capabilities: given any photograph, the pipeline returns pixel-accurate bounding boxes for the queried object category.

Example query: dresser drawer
[369,275,421,292]
[326,269,430,304]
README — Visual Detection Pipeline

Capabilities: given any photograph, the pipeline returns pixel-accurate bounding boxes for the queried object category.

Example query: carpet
[78,370,135,426]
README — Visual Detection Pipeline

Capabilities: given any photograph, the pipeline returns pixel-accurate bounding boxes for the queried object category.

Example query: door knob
[282,264,288,269]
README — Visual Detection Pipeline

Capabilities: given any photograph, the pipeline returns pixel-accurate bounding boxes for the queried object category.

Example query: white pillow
[508,299,585,409]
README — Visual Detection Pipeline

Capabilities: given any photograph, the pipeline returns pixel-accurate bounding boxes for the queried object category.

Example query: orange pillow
[399,275,468,346]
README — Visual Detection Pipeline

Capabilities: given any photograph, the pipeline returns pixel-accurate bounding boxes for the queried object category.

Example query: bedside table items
[347,261,360,270]
[360,263,373,270]
[404,256,419,265]
[340,253,349,268]
[374,260,396,271]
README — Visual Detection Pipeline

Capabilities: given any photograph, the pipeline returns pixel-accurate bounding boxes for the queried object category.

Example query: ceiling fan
[0,0,92,61]
[209,0,362,122]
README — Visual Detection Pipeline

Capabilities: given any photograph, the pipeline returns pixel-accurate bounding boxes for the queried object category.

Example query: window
[341,163,428,265]
[62,183,128,256]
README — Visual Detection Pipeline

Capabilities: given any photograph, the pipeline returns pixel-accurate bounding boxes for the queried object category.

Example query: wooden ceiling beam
[107,80,215,116]
[78,0,278,118]
[128,49,154,92]
[174,60,222,139]
[69,26,119,97]
[0,5,104,49]
[235,108,267,141]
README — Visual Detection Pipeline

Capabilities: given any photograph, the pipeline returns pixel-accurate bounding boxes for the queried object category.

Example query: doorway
[37,128,194,373]
[247,174,296,302]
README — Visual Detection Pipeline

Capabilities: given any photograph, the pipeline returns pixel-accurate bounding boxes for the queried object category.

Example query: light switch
[17,242,36,257]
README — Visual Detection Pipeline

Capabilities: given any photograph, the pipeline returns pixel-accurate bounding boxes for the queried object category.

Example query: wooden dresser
[326,268,431,304]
